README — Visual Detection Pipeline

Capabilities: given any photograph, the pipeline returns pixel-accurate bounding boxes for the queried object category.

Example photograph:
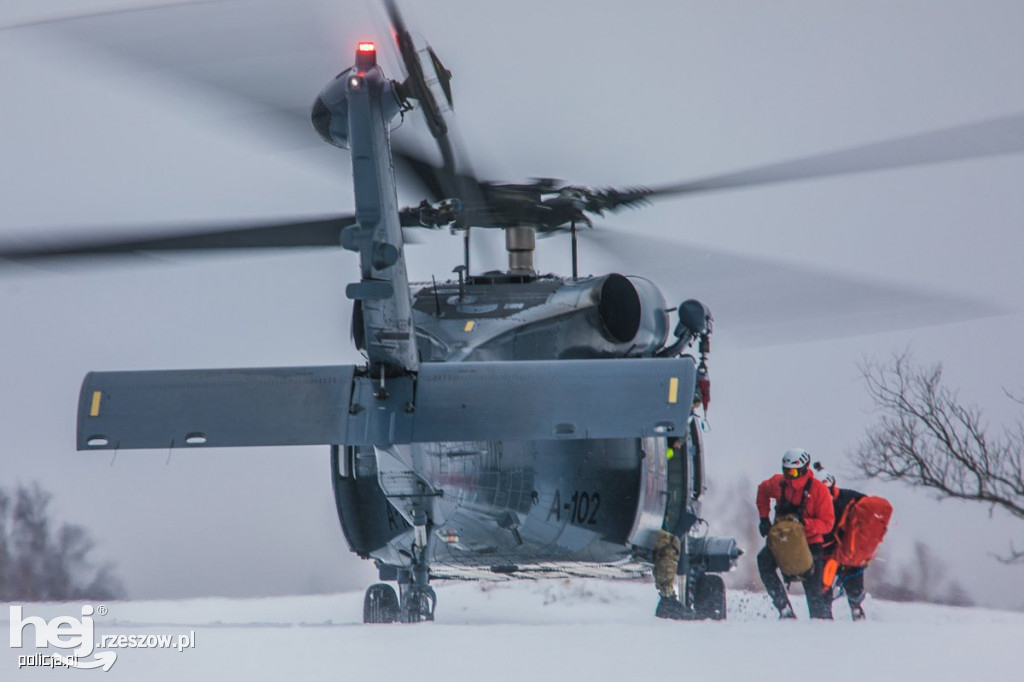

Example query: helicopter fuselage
[334,273,705,579]
[334,434,693,581]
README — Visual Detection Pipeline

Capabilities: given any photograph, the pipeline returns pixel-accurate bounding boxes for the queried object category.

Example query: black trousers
[757,543,831,619]
[825,566,866,611]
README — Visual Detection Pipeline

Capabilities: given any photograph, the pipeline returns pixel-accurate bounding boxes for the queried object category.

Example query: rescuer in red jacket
[755,448,835,619]
[814,465,869,621]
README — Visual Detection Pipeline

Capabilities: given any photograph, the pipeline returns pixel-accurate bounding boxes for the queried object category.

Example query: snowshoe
[778,604,797,620]
[850,605,866,621]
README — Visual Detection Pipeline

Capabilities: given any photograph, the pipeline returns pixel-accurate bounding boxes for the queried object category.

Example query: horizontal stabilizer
[412,358,694,441]
[78,358,695,451]
[78,366,354,450]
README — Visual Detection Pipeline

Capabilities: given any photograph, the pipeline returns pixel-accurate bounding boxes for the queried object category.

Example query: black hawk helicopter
[1,1,1018,623]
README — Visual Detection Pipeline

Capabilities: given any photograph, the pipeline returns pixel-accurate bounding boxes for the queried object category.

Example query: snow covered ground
[6,579,1021,680]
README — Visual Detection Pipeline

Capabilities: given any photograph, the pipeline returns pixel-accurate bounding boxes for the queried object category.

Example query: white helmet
[781,448,811,469]
[813,461,836,488]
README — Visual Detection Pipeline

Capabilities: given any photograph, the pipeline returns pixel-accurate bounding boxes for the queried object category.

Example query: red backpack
[833,495,893,567]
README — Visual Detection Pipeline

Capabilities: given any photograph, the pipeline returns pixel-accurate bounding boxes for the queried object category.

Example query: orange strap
[834,498,861,562]
[821,558,839,592]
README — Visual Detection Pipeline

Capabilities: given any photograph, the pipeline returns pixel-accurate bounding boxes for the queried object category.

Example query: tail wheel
[363,583,400,624]
[694,574,726,620]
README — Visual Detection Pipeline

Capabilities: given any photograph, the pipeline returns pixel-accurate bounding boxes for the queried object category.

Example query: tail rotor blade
[384,0,451,162]
[426,46,454,110]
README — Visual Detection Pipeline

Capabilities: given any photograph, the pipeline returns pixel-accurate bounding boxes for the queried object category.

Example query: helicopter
[1,1,1019,622]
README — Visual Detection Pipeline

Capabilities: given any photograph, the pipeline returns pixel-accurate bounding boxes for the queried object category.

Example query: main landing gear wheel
[693,574,726,620]
[363,583,400,623]
[400,585,436,623]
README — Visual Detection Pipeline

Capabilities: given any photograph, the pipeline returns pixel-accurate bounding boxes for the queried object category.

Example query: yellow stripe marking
[668,377,679,404]
[464,320,475,332]
[89,391,103,417]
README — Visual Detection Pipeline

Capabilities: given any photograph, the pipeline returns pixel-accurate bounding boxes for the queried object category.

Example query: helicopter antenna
[453,265,466,301]
[570,219,579,281]
[431,275,441,316]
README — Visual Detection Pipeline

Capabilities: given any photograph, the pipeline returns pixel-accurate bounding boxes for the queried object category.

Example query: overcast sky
[1,0,1022,606]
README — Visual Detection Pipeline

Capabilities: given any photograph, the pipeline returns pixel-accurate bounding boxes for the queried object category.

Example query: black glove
[758,518,771,537]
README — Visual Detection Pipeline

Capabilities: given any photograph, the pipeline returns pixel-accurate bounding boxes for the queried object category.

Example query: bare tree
[0,490,11,602]
[0,483,124,602]
[855,352,1024,562]
[870,541,974,606]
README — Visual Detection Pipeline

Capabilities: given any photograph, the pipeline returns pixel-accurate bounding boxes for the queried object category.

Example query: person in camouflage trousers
[653,435,690,620]
[654,530,687,619]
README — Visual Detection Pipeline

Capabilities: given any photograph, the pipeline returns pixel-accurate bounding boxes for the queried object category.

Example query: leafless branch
[0,482,124,601]
[855,352,1024,564]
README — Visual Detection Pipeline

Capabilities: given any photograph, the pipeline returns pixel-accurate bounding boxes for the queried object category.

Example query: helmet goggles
[783,465,807,480]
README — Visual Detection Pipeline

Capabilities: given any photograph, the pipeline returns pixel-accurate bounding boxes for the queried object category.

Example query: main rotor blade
[392,144,491,208]
[17,2,1024,210]
[4,0,343,152]
[646,112,1024,199]
[583,229,1006,347]
[392,146,556,229]
[0,215,356,262]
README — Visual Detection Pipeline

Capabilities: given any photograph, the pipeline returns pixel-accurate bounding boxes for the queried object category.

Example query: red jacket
[756,472,835,545]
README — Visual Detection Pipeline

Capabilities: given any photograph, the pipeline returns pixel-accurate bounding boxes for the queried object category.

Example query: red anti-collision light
[355,42,377,69]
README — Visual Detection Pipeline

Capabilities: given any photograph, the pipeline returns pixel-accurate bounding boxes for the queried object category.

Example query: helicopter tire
[693,574,726,621]
[400,587,436,623]
[363,583,400,624]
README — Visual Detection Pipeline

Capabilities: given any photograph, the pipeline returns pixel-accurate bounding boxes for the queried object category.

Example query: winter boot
[655,596,689,620]
[778,604,796,620]
[850,604,866,621]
